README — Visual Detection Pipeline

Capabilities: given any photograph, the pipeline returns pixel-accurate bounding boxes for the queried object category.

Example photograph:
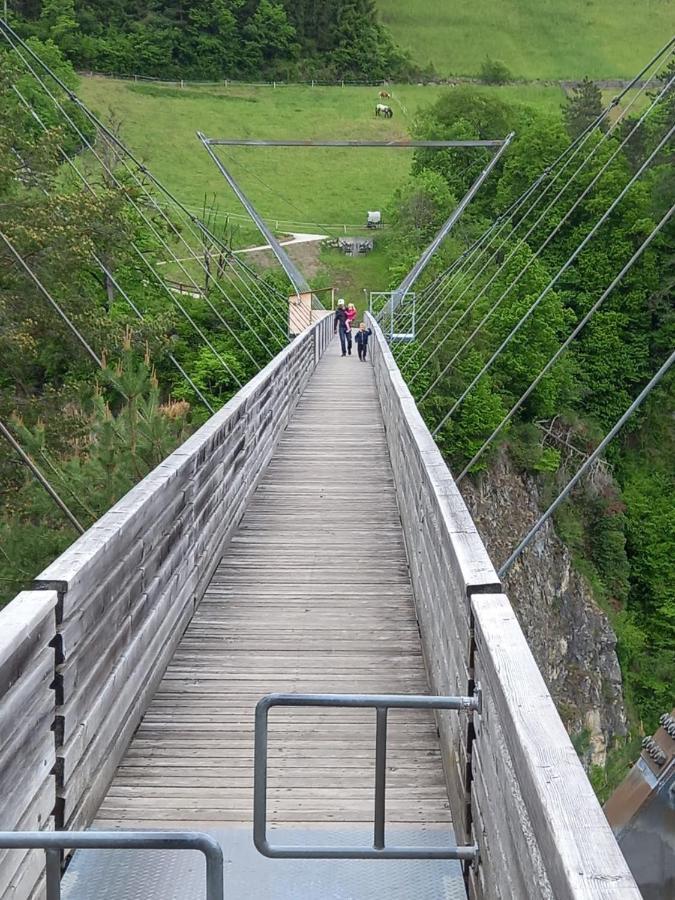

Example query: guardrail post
[45,848,61,900]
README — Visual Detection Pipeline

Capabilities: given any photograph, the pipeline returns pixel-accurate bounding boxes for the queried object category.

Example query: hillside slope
[377,0,672,79]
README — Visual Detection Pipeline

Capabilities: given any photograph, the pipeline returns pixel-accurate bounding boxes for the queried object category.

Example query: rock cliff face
[460,449,627,768]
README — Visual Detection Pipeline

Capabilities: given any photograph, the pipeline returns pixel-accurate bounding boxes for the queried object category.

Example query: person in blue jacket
[354,322,372,362]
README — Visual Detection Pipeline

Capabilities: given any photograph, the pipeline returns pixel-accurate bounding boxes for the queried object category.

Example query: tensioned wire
[403,44,674,379]
[0,34,268,371]
[430,119,675,437]
[0,25,290,356]
[399,174,550,368]
[0,228,206,451]
[399,216,508,332]
[455,202,674,480]
[0,19,295,346]
[406,36,674,322]
[409,56,674,390]
[0,419,85,535]
[498,347,675,577]
[419,71,675,407]
[12,84,217,414]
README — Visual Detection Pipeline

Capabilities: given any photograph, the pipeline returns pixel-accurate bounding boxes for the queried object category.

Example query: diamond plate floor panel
[61,826,466,899]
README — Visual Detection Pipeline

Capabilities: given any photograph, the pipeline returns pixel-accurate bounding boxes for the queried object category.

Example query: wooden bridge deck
[96,339,451,830]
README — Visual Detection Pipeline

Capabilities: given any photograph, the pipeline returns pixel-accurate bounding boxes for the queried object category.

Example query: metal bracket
[253,692,480,861]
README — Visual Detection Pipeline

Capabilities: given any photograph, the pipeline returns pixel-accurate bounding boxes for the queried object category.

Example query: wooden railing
[367,314,640,899]
[0,315,332,899]
[0,591,57,900]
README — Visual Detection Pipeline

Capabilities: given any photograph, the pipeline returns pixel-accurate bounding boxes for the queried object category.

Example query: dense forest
[384,73,674,758]
[9,0,415,81]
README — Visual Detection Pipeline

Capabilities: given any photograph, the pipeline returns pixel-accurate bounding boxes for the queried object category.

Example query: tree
[563,77,604,139]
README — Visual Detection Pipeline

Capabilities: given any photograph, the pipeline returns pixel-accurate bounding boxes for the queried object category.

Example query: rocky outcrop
[460,449,628,768]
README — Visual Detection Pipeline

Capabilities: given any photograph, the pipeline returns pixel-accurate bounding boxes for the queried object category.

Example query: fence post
[341,79,344,88]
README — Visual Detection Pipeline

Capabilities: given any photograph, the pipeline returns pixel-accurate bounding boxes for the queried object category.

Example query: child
[354,322,372,362]
[346,302,357,326]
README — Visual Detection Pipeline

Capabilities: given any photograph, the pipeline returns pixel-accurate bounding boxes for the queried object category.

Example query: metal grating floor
[61,826,467,899]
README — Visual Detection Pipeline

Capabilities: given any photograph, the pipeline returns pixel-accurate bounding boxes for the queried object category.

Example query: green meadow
[78,77,565,231]
[377,0,672,80]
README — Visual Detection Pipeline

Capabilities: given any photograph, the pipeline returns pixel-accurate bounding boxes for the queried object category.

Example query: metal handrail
[0,831,225,900]
[253,692,481,861]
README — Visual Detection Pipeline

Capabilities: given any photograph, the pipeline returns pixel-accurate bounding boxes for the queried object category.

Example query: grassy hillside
[378,0,672,80]
[78,77,564,230]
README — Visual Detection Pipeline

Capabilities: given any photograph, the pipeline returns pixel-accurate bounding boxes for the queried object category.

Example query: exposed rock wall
[460,449,628,767]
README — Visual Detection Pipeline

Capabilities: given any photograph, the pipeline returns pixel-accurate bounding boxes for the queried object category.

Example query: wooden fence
[367,314,640,899]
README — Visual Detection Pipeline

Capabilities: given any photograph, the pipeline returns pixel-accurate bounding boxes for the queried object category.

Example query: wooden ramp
[96,338,451,830]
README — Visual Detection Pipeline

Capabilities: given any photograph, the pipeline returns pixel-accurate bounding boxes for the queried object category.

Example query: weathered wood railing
[367,315,639,900]
[0,591,57,900]
[0,315,332,899]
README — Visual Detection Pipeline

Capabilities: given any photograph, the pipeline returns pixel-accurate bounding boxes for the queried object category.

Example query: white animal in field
[375,103,393,118]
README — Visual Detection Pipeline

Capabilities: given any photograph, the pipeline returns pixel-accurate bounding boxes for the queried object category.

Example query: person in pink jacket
[346,303,357,325]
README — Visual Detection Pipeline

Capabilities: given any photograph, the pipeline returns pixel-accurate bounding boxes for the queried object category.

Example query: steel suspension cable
[400,41,673,368]
[430,120,675,436]
[11,85,217,413]
[0,420,85,535]
[1,27,285,359]
[401,175,549,370]
[498,348,675,577]
[412,64,673,391]
[3,20,294,345]
[1,230,104,370]
[456,202,674,480]
[419,73,674,402]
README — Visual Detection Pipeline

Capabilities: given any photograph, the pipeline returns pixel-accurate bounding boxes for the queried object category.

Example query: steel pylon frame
[197,132,514,304]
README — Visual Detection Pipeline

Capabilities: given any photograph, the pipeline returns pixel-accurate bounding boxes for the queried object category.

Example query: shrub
[478,57,513,84]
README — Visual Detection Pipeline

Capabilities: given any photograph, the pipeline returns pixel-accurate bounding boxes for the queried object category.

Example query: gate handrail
[0,831,224,900]
[253,692,480,861]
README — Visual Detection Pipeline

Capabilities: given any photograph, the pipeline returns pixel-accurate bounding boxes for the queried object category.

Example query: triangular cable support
[383,132,515,318]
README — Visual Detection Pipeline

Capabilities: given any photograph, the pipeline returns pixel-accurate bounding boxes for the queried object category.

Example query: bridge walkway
[63,339,463,898]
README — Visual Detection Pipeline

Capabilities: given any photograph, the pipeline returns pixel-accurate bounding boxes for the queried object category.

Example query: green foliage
[563,77,604,139]
[14,0,415,82]
[478,57,513,85]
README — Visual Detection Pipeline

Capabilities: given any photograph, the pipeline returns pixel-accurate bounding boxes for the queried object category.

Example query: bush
[478,57,513,84]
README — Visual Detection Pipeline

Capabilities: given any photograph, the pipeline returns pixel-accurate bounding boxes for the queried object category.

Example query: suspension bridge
[1,19,673,900]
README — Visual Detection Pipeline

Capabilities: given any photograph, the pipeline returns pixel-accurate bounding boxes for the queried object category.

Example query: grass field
[78,77,565,232]
[377,0,672,80]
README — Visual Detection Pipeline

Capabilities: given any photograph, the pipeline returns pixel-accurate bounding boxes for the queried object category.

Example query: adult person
[334,299,352,356]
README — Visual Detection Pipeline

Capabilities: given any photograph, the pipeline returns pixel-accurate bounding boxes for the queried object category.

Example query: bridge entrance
[60,338,465,899]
